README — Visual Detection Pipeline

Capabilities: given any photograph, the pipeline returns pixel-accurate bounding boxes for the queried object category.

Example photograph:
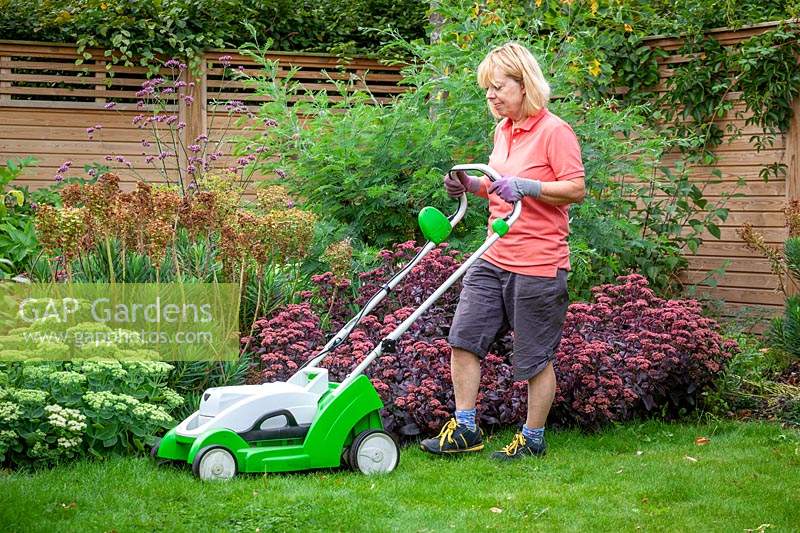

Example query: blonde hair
[477,42,550,118]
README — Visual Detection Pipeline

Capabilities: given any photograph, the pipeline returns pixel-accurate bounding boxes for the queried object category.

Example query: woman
[420,42,585,460]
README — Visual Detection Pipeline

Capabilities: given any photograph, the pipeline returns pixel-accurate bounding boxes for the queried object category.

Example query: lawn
[2,420,798,532]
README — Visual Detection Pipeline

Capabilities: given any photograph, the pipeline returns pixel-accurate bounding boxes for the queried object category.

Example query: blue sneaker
[420,418,484,455]
[490,432,546,460]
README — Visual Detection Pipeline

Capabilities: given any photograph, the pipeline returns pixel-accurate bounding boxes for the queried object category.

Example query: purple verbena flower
[54,174,64,182]
[220,55,232,67]
[57,161,72,174]
[189,144,201,153]
[104,102,116,109]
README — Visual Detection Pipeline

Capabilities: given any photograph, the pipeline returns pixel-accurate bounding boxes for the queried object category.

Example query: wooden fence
[643,21,798,326]
[1,30,798,327]
[0,40,404,191]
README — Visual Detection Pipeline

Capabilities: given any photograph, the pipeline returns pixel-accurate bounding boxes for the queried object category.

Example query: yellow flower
[588,59,601,77]
[590,0,598,14]
[624,23,633,32]
[54,10,72,23]
[100,2,108,10]
[535,0,543,6]
[481,12,501,25]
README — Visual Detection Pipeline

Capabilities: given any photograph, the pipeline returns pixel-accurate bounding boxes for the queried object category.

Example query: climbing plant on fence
[655,21,800,179]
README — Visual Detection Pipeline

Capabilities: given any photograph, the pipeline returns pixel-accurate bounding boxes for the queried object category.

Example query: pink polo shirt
[476,107,585,277]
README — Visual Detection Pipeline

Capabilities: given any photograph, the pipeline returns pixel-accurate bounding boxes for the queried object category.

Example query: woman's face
[485,69,525,121]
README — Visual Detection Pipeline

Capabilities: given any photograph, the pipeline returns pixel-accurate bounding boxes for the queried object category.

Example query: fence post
[0,55,10,101]
[787,95,800,296]
[178,54,208,186]
[94,61,106,104]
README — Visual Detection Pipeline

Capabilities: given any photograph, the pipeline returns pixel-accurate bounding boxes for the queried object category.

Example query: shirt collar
[500,107,548,133]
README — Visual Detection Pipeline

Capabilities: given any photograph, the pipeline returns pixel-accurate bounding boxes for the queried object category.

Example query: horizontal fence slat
[686,255,777,274]
[2,34,798,317]
[681,270,783,289]
[690,286,785,306]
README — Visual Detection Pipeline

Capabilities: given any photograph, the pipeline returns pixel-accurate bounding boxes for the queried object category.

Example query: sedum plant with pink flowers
[243,242,737,437]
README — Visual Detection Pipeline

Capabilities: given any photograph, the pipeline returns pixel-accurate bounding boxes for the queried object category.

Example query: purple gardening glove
[443,170,480,198]
[487,175,542,204]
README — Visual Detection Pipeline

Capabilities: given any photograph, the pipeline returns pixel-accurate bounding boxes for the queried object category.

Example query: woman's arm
[538,177,585,206]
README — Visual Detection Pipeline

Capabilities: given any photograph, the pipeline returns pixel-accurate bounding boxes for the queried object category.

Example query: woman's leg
[451,346,481,410]
[526,360,556,428]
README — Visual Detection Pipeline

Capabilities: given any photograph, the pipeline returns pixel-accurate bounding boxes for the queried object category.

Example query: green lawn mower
[152,164,521,480]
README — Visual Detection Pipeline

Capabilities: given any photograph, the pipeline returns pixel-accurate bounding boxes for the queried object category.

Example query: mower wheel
[150,438,171,467]
[348,430,399,475]
[192,446,237,481]
[341,446,352,469]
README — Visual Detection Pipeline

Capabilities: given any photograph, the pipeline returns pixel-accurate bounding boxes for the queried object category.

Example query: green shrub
[0,0,426,70]
[240,2,730,297]
[0,359,181,467]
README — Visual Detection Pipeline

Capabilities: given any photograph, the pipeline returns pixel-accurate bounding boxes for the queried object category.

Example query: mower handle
[449,163,503,183]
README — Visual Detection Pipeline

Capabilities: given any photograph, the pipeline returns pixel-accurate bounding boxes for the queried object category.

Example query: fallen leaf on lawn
[695,437,710,446]
[616,468,624,474]
[490,507,503,513]
[636,450,643,456]
[61,502,77,510]
[641,497,649,504]
[370,483,375,490]
[744,524,772,533]
[684,455,698,462]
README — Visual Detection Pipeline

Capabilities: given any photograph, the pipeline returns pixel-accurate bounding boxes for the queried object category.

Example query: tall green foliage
[239,1,732,297]
[0,158,41,279]
[0,0,426,70]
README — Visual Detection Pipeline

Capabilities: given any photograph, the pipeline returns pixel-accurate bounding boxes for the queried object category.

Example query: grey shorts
[447,258,569,381]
